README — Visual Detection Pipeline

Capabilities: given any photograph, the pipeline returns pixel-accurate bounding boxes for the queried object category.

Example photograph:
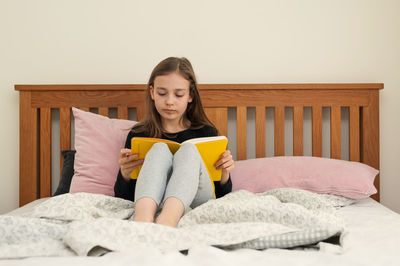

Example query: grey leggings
[134,142,214,211]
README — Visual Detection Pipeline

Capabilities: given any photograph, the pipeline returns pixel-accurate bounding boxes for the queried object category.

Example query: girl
[114,57,234,227]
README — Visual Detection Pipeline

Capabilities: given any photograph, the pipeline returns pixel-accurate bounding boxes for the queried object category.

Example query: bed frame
[15,83,383,206]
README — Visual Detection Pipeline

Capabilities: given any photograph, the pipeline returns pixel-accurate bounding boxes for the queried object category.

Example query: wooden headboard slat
[39,108,52,198]
[274,106,285,156]
[349,106,361,162]
[204,107,228,137]
[117,106,128,120]
[293,106,304,156]
[60,108,71,172]
[312,106,323,157]
[330,106,342,159]
[255,106,266,158]
[98,107,109,117]
[15,84,383,206]
[236,106,247,160]
[136,106,145,121]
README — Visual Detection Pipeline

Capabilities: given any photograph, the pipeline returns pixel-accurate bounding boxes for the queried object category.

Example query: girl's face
[150,72,193,130]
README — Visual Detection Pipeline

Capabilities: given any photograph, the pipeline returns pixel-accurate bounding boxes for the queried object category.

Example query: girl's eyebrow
[156,87,187,92]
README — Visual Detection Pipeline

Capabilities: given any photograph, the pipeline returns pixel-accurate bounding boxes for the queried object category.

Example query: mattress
[1,197,400,266]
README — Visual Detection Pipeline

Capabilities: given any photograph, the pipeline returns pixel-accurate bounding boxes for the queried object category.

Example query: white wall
[1,0,399,213]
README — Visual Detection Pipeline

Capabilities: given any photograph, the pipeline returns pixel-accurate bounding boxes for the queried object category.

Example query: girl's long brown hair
[133,57,217,138]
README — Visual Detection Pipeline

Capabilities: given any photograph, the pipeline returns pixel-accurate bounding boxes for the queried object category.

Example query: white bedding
[1,194,400,266]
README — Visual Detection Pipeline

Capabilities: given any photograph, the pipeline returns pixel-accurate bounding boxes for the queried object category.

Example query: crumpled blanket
[0,188,353,258]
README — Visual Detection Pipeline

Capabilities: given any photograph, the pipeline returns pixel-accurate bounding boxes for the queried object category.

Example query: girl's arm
[215,149,234,185]
[114,131,142,201]
[214,178,232,198]
[114,170,136,201]
[214,145,234,198]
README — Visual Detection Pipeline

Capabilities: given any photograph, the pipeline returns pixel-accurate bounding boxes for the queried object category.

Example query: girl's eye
[176,94,184,98]
[158,93,166,96]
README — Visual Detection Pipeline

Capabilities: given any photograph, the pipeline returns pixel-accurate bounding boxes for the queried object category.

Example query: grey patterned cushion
[54,150,76,196]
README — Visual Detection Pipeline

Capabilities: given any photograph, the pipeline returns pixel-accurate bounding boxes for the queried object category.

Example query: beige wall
[1,0,399,213]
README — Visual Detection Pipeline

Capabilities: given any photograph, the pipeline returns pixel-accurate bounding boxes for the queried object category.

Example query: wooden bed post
[19,91,39,206]
[362,90,380,201]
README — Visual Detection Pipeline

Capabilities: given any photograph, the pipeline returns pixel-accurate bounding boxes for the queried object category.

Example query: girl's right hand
[119,148,144,181]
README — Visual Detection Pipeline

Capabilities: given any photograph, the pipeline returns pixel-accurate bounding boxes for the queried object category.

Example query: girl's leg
[134,143,173,222]
[156,143,214,227]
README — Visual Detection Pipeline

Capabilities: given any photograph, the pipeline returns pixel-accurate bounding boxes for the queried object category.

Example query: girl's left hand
[215,149,234,185]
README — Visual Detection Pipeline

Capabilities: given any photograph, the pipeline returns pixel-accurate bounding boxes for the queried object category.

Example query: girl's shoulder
[129,124,150,137]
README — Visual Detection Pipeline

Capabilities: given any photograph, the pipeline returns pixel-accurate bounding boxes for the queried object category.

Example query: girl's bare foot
[133,197,157,223]
[155,197,184,227]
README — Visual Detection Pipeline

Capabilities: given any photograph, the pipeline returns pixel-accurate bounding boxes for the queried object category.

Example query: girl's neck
[162,119,190,134]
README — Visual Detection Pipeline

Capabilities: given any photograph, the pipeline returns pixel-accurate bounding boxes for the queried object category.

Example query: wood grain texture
[362,91,380,201]
[98,107,109,117]
[274,106,285,156]
[349,106,360,162]
[200,89,371,107]
[60,108,71,173]
[79,107,90,112]
[330,106,341,159]
[204,107,228,137]
[40,108,51,198]
[237,106,247,160]
[19,92,38,206]
[136,106,144,121]
[117,106,129,120]
[255,106,266,158]
[30,91,146,108]
[293,106,303,156]
[312,106,322,157]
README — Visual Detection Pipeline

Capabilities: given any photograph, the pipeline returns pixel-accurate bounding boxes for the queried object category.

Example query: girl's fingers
[120,149,131,158]
[222,161,234,171]
[121,159,144,170]
[214,154,233,169]
[220,160,234,171]
[119,154,139,165]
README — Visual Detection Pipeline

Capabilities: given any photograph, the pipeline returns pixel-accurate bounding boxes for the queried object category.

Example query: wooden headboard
[15,83,383,206]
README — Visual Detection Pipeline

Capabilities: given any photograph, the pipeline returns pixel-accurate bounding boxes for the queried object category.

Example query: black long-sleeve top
[114,125,232,202]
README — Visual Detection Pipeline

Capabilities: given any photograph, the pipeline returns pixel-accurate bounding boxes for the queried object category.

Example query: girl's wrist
[220,171,230,185]
[121,171,131,182]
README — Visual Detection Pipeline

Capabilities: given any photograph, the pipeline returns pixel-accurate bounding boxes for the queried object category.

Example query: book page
[182,135,227,145]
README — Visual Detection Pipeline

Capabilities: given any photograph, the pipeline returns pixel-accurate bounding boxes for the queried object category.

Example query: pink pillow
[230,156,378,199]
[69,108,136,196]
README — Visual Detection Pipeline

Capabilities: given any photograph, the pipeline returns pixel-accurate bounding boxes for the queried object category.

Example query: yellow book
[130,136,228,181]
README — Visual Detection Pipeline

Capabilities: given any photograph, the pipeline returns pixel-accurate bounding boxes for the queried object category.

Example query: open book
[130,136,228,181]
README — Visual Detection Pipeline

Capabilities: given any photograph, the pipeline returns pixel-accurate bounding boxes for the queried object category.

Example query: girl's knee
[176,142,199,157]
[153,142,169,150]
[148,142,172,156]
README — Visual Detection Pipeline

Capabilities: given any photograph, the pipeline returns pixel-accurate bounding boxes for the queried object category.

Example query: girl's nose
[166,95,174,105]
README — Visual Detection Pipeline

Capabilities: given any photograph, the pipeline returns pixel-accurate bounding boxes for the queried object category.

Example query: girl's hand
[214,149,234,185]
[119,148,144,181]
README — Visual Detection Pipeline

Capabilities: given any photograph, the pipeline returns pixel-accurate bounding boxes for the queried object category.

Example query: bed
[3,83,399,265]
